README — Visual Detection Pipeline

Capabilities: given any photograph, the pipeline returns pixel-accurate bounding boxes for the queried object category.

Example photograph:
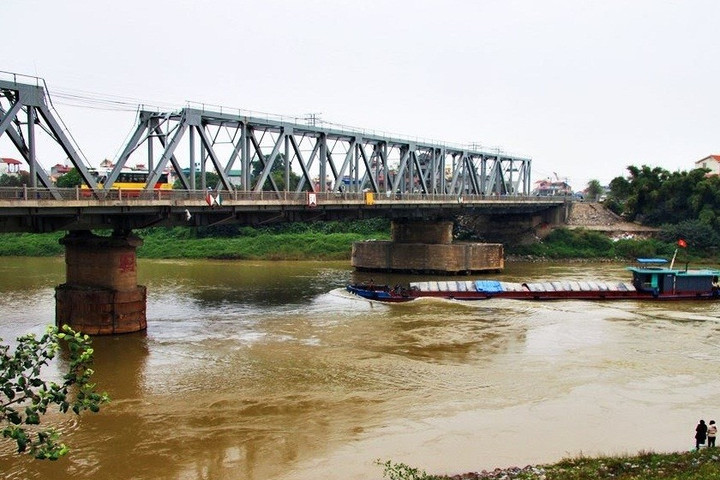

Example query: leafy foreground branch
[378,448,720,480]
[0,325,109,460]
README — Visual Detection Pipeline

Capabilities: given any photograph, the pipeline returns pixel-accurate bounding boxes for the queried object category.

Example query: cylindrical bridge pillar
[391,220,454,244]
[55,230,146,335]
[352,220,504,274]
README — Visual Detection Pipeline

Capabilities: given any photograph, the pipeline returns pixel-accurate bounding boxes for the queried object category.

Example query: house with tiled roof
[50,163,73,182]
[0,158,22,175]
[695,155,720,176]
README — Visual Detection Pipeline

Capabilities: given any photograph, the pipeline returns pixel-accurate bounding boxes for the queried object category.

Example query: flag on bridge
[214,193,222,206]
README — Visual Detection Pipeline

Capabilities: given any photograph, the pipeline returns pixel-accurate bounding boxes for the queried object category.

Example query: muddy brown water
[0,257,718,479]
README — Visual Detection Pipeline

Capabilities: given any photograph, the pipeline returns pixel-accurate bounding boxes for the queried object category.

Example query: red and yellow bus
[82,169,172,196]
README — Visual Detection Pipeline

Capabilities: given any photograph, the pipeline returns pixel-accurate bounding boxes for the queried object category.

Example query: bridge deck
[0,187,567,233]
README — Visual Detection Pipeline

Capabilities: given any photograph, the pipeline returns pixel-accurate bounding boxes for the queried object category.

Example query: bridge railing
[0,187,570,204]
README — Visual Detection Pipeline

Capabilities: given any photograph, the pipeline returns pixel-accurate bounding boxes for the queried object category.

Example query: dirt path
[566,202,658,236]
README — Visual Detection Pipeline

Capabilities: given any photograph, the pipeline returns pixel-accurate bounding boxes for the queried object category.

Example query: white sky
[2,0,719,190]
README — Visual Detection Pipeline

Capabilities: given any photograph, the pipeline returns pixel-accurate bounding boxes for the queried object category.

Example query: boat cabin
[627,258,720,296]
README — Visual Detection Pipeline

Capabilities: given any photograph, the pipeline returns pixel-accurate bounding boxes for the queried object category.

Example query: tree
[251,153,301,191]
[1,325,109,460]
[585,179,604,201]
[0,172,30,187]
[55,168,83,188]
[173,171,220,190]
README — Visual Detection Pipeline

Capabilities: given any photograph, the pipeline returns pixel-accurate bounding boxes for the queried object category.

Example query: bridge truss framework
[116,108,532,198]
[1,75,532,198]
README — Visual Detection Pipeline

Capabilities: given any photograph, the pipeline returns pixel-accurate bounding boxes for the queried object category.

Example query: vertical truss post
[199,130,207,190]
[189,126,196,190]
[27,106,37,189]
[526,160,532,195]
[147,116,157,174]
[243,125,252,192]
[319,133,327,193]
[284,128,291,192]
[480,156,487,195]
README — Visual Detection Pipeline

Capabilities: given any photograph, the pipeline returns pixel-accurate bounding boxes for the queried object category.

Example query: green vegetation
[0,220,391,260]
[0,232,65,256]
[512,164,720,260]
[0,172,30,187]
[55,168,82,188]
[174,171,220,190]
[377,459,438,480]
[608,165,720,231]
[250,153,303,191]
[508,228,682,260]
[585,179,604,201]
[1,325,109,460]
[380,448,720,479]
[137,219,390,260]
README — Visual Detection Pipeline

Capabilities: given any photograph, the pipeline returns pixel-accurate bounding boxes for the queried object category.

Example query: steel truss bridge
[0,74,563,233]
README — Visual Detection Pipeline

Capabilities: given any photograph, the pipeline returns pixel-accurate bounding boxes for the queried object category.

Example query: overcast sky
[3,0,719,190]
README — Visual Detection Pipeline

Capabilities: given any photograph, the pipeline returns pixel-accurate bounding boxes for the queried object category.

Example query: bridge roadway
[0,186,566,233]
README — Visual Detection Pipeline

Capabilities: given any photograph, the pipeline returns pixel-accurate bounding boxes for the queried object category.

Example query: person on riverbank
[708,420,717,447]
[695,419,708,450]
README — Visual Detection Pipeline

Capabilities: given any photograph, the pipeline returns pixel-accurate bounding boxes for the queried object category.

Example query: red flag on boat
[677,239,687,248]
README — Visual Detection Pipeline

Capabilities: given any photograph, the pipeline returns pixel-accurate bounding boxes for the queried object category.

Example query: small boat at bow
[346,259,720,303]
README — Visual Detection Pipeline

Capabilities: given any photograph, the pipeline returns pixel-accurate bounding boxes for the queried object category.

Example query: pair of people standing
[695,419,717,450]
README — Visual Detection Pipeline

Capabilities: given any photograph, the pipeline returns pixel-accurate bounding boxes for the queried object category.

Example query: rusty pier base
[55,230,146,335]
[351,220,503,274]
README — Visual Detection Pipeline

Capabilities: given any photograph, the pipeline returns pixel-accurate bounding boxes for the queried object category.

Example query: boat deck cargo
[346,258,720,303]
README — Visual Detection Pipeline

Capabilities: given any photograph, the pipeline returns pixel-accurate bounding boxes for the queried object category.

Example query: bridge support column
[55,230,146,335]
[352,220,503,274]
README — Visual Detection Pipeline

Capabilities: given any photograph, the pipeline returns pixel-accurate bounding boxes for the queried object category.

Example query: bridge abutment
[55,230,146,335]
[352,220,503,274]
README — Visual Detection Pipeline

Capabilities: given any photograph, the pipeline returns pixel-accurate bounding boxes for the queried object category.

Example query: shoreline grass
[381,448,720,479]
[0,221,392,260]
[0,225,714,265]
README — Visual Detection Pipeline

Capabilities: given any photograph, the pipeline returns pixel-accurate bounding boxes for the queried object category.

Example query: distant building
[0,157,22,175]
[532,178,572,196]
[50,163,73,182]
[695,155,720,176]
[99,158,114,170]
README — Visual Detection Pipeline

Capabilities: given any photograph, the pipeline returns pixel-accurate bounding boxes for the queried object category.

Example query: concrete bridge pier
[55,230,146,335]
[351,220,503,274]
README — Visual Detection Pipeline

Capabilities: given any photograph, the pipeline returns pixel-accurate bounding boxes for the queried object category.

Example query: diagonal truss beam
[0,77,99,199]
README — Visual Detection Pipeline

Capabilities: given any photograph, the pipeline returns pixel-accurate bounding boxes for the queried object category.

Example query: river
[0,257,719,480]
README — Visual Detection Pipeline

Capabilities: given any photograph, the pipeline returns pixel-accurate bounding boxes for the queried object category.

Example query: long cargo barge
[346,259,720,303]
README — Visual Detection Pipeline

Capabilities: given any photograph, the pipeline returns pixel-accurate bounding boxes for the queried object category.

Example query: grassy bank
[138,228,387,260]
[381,448,720,479]
[506,228,713,262]
[0,220,391,260]
[0,225,710,263]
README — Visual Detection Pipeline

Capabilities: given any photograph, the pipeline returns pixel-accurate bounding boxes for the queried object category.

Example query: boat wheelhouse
[627,258,720,298]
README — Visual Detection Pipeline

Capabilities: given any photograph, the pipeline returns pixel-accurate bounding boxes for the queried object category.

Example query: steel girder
[114,108,532,197]
[0,77,99,200]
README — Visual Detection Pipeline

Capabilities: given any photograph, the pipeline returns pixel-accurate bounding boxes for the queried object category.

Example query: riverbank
[0,221,392,260]
[384,448,720,480]
[0,225,704,263]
